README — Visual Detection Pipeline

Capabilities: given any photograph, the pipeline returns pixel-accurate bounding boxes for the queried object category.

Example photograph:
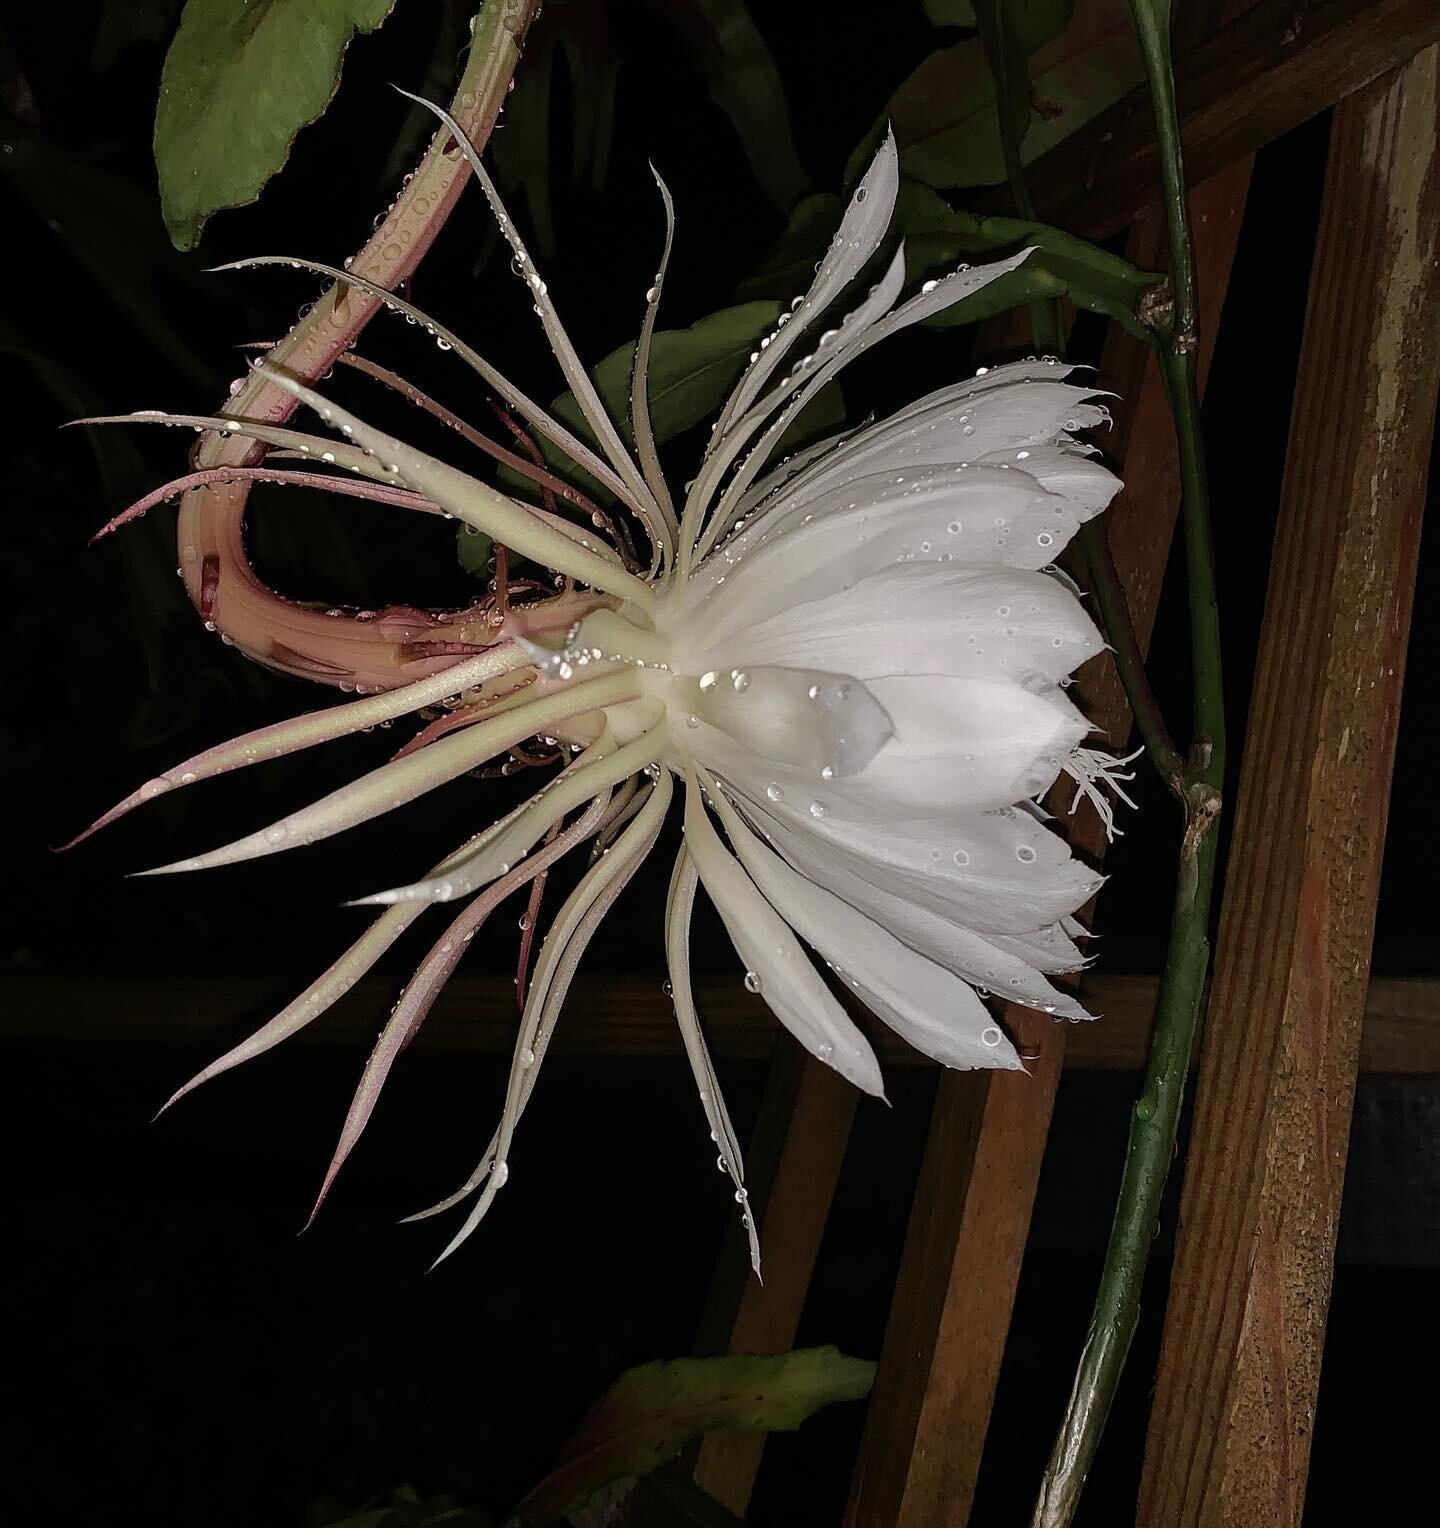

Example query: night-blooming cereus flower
[73,104,1126,1270]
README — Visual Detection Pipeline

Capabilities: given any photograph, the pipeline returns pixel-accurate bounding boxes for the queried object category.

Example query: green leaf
[852,0,1142,191]
[316,1484,491,1528]
[936,0,1073,56]
[589,301,788,445]
[656,0,810,212]
[510,1347,875,1525]
[91,0,178,72]
[1,136,215,389]
[893,180,1164,341]
[154,0,398,249]
[455,524,495,579]
[922,0,976,24]
[734,191,843,302]
[488,3,621,259]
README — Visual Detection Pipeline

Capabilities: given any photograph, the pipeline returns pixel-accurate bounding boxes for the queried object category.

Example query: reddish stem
[175,1,543,694]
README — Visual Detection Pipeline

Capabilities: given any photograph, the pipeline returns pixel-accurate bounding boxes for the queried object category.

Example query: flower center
[515,588,894,785]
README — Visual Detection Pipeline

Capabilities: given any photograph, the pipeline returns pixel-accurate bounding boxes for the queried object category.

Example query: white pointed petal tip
[129,858,202,878]
[149,1081,195,1122]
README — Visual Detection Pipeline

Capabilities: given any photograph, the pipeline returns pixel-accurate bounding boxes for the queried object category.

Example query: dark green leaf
[488,5,621,259]
[894,180,1164,341]
[922,0,976,24]
[1,137,215,388]
[734,191,843,302]
[316,1484,491,1528]
[850,0,1142,191]
[154,0,398,249]
[929,0,1073,56]
[510,1347,875,1525]
[455,524,495,579]
[654,0,810,211]
[91,0,178,72]
[584,301,786,444]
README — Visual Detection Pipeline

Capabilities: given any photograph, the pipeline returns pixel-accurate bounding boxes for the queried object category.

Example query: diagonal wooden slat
[843,156,1256,1528]
[1138,46,1440,1528]
[1002,0,1440,240]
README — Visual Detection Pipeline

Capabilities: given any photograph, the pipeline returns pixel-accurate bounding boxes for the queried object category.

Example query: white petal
[674,464,1109,643]
[665,847,762,1273]
[778,378,1109,502]
[706,782,1021,1070]
[679,664,893,778]
[986,921,1090,975]
[678,564,1104,685]
[693,249,1036,557]
[734,799,1100,938]
[734,800,1091,1019]
[713,130,899,441]
[682,776,884,1095]
[683,671,1088,817]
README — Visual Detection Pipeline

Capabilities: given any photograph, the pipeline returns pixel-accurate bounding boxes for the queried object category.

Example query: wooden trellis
[4,4,1437,1526]
[679,6,1440,1527]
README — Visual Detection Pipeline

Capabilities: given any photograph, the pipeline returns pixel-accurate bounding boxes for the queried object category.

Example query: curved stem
[177,0,542,691]
[1031,3,1227,1521]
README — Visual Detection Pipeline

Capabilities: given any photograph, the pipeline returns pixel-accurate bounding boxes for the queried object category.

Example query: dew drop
[744,970,762,994]
[765,783,785,803]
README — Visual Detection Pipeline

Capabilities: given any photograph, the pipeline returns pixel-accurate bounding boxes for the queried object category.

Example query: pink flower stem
[176,0,543,693]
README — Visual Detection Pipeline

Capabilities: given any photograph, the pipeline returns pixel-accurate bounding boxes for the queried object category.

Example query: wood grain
[997,0,1440,240]
[4,970,1434,1072]
[688,1043,859,1516]
[842,156,1257,1528]
[1138,46,1440,1528]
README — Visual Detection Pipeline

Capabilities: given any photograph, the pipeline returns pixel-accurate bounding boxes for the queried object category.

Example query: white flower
[79,112,1124,1268]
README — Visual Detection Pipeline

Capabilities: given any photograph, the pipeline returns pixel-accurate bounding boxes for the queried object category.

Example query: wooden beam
[687,1041,858,1517]
[1138,46,1440,1528]
[4,970,1436,1072]
[843,155,1256,1528]
[996,0,1440,240]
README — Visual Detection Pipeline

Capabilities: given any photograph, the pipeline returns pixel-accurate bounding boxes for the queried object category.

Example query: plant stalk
[1077,519,1185,793]
[1031,2,1226,1520]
